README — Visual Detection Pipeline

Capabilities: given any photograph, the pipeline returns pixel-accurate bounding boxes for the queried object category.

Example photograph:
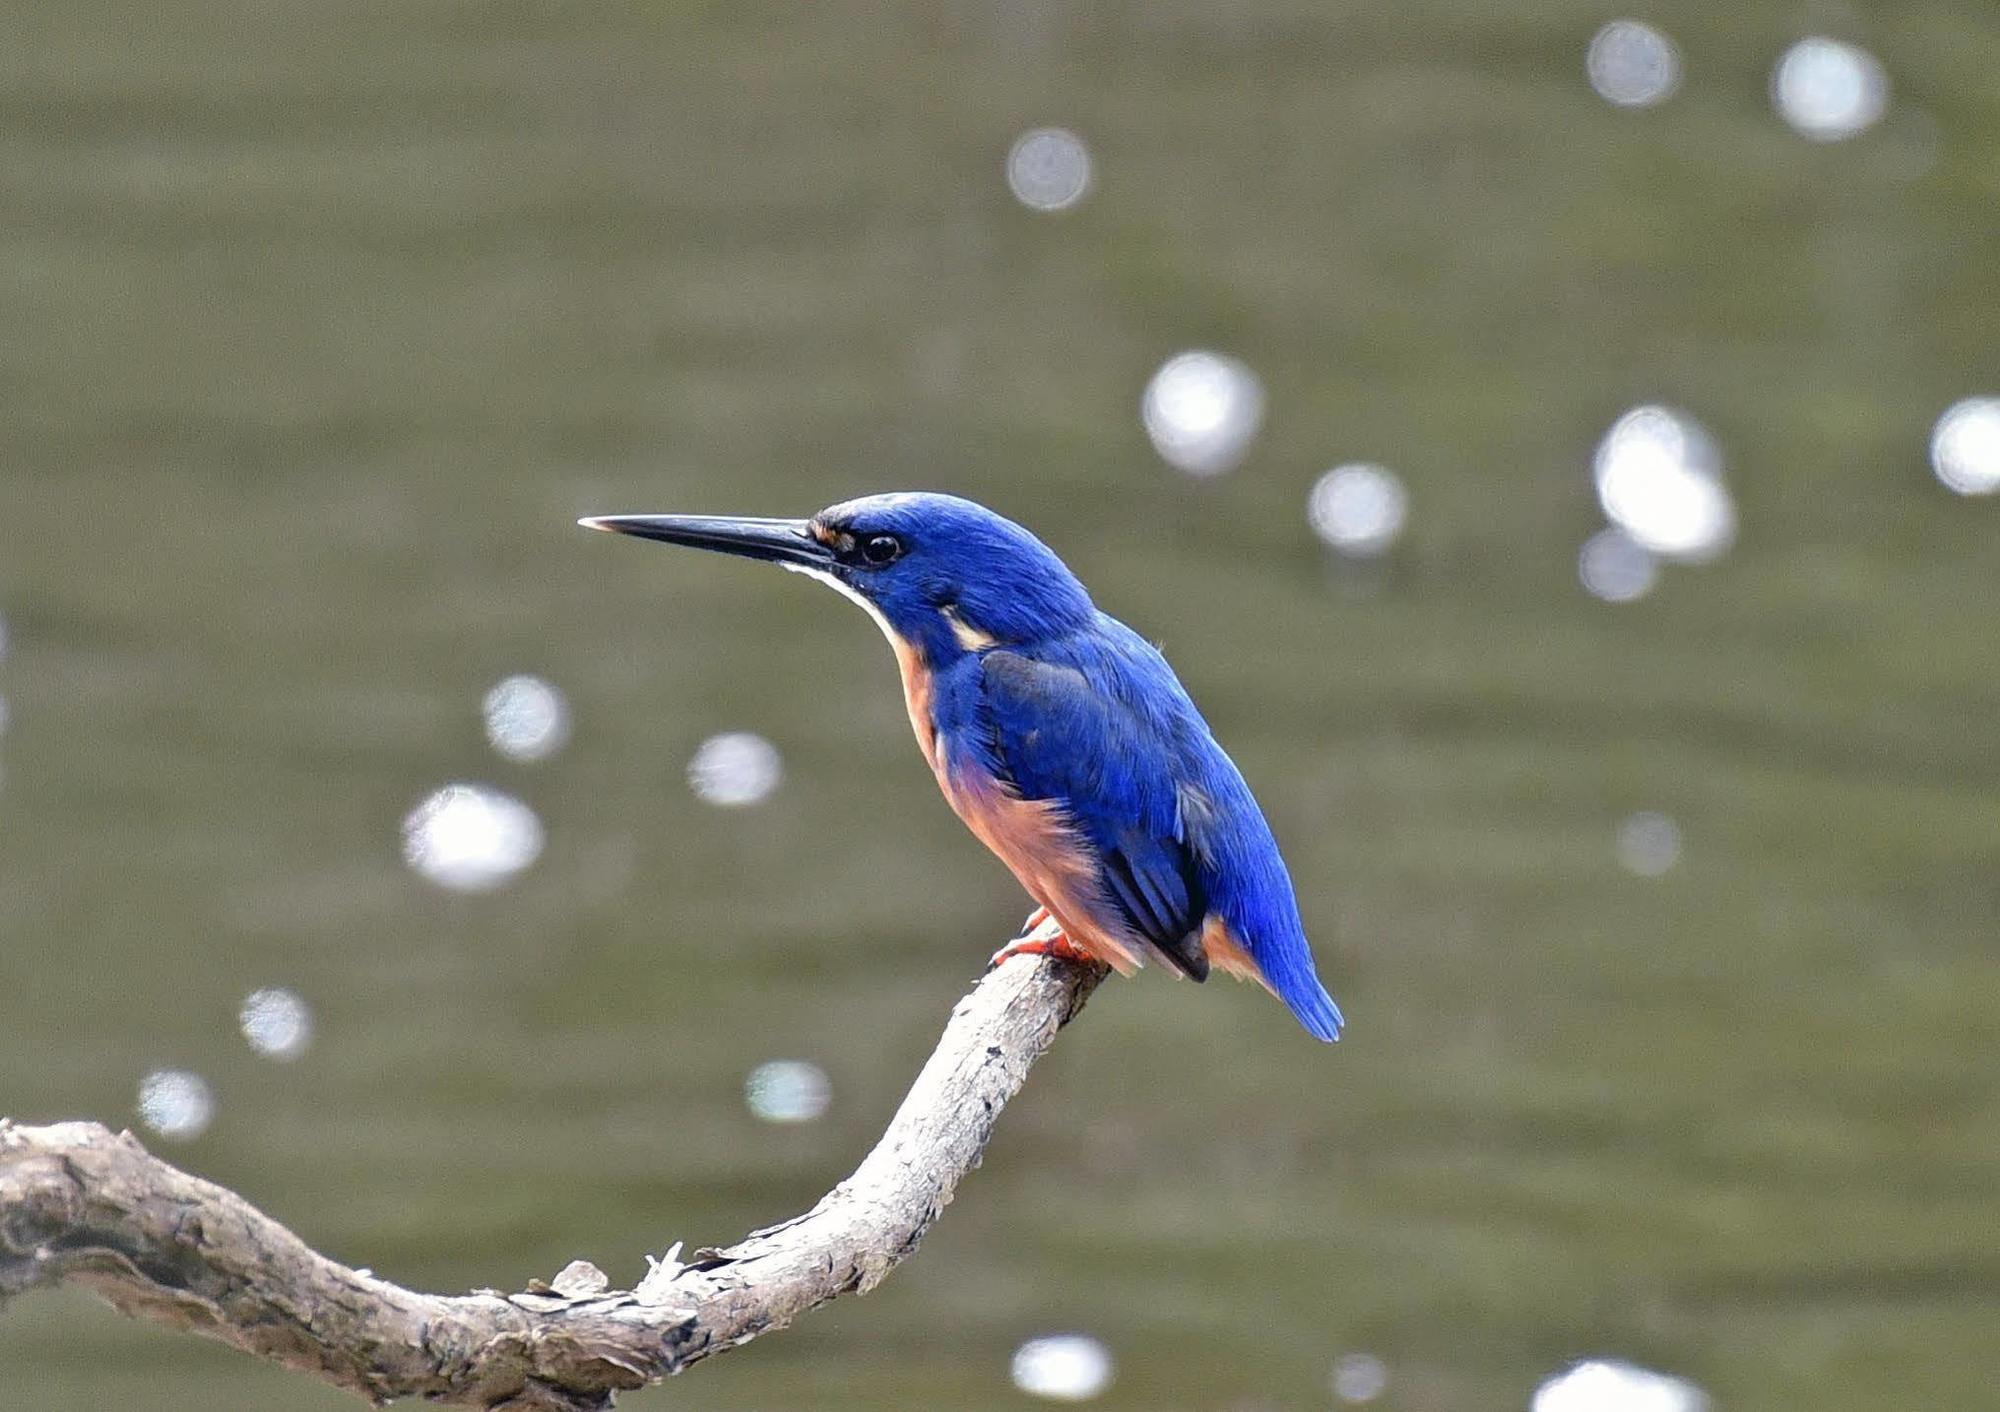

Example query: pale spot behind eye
[942,604,996,651]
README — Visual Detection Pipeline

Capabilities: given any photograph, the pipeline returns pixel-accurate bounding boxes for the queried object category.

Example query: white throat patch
[781,563,902,648]
[782,564,996,656]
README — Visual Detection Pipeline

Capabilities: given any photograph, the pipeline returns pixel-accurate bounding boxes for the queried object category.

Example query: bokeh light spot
[1773,37,1887,142]
[1578,527,1658,603]
[1330,1352,1390,1403]
[138,1069,214,1141]
[1617,811,1683,877]
[1929,396,2000,496]
[688,731,784,807]
[744,1060,831,1123]
[483,674,572,763]
[1308,464,1409,558]
[1587,21,1681,108]
[1142,351,1265,477]
[401,783,545,892]
[1010,1334,1113,1401]
[1593,405,1736,563]
[1532,1359,1710,1412]
[239,987,314,1061]
[1007,128,1093,212]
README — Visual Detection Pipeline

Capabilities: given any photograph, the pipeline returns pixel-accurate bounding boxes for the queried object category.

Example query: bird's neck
[864,600,1088,776]
[885,612,1044,778]
[899,607,991,669]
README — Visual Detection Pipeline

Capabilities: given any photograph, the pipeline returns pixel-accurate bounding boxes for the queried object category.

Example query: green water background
[3,3,1997,1408]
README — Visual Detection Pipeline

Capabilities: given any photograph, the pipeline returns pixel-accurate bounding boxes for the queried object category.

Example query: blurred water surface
[3,4,1998,1409]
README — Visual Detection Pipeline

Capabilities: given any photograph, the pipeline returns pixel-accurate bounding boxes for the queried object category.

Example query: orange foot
[989,916,1096,970]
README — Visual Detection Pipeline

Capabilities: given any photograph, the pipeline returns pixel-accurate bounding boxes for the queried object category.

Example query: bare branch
[0,952,1104,1411]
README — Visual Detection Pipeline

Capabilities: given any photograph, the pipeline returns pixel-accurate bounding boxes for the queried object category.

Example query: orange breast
[886,633,940,773]
[885,632,1140,974]
[938,755,1143,975]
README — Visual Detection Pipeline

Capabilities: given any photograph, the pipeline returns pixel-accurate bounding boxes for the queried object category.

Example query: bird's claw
[989,912,1095,970]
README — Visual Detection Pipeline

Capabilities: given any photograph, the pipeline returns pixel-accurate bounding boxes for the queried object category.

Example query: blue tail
[1285,975,1344,1043]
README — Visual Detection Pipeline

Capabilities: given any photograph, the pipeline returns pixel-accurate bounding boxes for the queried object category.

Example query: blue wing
[973,645,1212,979]
[942,612,1344,1040]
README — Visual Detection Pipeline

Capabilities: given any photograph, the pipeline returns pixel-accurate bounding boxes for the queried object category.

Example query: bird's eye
[860,534,904,566]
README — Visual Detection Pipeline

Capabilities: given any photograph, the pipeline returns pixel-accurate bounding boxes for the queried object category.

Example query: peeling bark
[0,952,1104,1410]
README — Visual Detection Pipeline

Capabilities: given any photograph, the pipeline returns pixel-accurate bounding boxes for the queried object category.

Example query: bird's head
[582,492,1095,662]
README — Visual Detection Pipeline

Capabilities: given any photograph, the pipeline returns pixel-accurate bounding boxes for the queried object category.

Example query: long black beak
[578,514,835,570]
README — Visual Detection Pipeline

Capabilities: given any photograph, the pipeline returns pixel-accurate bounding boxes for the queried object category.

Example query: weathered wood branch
[0,952,1104,1410]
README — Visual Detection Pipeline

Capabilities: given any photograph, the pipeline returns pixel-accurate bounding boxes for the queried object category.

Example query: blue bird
[582,493,1343,1041]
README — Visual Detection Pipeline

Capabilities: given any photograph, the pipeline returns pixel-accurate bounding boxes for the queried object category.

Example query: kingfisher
[581,493,1343,1041]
